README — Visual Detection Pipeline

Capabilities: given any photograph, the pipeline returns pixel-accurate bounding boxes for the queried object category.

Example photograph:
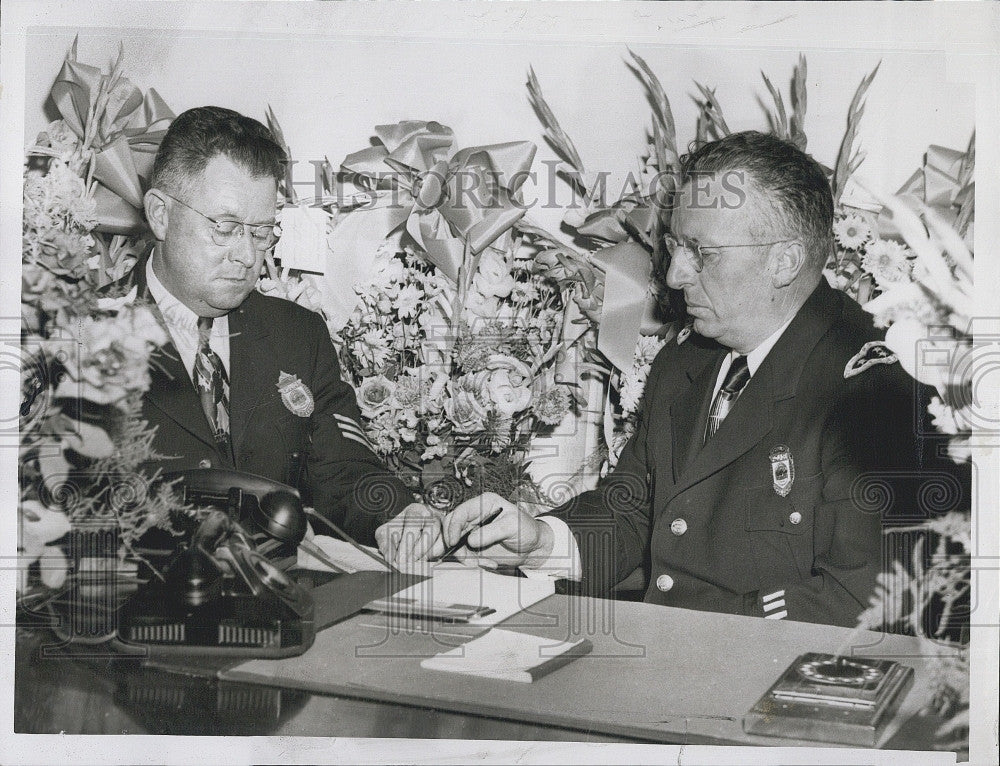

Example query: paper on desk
[296,535,389,573]
[392,562,555,626]
[296,539,555,626]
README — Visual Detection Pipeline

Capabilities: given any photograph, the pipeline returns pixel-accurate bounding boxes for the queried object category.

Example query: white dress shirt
[146,256,231,381]
[526,314,797,582]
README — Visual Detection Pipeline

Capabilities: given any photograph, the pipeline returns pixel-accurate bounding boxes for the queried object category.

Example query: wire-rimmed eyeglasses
[664,232,795,273]
[162,192,281,251]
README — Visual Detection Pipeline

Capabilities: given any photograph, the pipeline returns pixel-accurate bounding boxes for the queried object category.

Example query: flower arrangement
[855,193,974,748]
[266,120,574,510]
[18,43,190,608]
[331,237,570,509]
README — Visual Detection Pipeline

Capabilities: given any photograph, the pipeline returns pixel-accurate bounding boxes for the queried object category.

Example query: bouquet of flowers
[18,43,190,608]
[265,121,575,510]
[331,237,571,509]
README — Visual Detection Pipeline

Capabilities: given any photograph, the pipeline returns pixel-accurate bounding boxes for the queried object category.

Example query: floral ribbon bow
[591,242,666,372]
[50,40,174,233]
[877,144,974,241]
[341,121,536,283]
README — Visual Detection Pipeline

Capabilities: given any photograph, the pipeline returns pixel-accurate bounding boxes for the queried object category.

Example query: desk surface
[14,580,963,753]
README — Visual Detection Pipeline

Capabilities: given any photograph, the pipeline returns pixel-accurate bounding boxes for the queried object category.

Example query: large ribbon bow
[341,121,536,282]
[877,144,973,241]
[50,42,174,234]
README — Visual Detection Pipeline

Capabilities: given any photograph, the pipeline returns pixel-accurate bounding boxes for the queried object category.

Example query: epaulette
[844,340,898,378]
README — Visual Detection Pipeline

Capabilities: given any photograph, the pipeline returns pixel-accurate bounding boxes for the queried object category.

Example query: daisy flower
[862,239,913,285]
[833,213,872,250]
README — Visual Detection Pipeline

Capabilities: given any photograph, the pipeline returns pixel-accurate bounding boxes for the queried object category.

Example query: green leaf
[832,61,880,204]
[527,67,586,186]
[627,48,680,168]
[693,82,731,138]
[761,71,788,139]
[790,54,808,149]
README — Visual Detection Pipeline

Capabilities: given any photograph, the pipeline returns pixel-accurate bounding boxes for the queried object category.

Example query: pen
[434,506,504,562]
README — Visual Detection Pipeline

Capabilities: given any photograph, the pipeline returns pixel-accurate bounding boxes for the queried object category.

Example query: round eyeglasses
[664,232,795,273]
[163,192,281,251]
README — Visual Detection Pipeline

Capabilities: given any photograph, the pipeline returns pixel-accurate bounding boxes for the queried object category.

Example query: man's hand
[375,503,445,570]
[442,492,554,570]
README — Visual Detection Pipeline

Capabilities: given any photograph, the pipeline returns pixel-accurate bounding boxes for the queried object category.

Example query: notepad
[420,629,592,683]
[390,562,555,626]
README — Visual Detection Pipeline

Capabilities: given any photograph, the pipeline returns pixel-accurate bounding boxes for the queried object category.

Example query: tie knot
[197,316,214,345]
[722,355,750,395]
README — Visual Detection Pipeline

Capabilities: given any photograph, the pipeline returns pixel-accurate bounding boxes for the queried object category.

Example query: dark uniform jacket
[114,259,414,545]
[553,279,946,628]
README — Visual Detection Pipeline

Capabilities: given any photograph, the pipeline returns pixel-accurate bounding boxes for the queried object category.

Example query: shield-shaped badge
[769,445,794,497]
[276,371,314,417]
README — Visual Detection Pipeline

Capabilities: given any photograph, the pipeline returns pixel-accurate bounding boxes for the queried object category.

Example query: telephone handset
[162,468,308,561]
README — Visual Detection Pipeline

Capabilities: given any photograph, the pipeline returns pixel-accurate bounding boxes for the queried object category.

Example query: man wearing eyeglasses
[389,131,950,630]
[114,106,426,545]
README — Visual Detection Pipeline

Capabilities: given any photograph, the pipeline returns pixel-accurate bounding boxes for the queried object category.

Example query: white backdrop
[20,16,976,237]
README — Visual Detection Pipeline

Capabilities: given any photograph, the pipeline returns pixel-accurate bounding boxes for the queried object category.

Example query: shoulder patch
[844,341,898,379]
[676,319,694,346]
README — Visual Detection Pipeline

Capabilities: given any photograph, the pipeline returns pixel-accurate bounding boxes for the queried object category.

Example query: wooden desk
[14,585,962,753]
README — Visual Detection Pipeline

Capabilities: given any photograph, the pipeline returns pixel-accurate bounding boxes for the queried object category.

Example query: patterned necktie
[194,316,231,453]
[704,354,751,443]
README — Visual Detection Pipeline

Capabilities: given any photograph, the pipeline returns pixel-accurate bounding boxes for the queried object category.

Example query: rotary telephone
[118,469,318,658]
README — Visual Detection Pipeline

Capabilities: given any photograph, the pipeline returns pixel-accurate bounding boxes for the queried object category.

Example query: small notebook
[420,628,592,683]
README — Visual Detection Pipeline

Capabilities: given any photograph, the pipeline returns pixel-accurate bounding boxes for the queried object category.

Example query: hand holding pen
[439,493,554,571]
[376,493,554,571]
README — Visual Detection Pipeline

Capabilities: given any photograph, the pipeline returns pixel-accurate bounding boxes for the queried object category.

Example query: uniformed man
[115,106,434,545]
[381,131,949,629]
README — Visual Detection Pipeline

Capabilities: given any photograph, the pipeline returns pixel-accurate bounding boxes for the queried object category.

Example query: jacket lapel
[124,260,220,450]
[147,340,219,448]
[669,351,725,482]
[666,280,843,501]
[228,296,272,453]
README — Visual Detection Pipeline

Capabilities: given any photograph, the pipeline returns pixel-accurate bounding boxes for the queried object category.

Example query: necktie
[704,355,751,443]
[194,316,231,453]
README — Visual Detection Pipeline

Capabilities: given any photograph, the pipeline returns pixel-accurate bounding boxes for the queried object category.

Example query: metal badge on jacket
[276,371,314,417]
[769,445,794,497]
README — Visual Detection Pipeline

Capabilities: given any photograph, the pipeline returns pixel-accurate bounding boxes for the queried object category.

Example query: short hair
[678,131,834,268]
[149,106,285,195]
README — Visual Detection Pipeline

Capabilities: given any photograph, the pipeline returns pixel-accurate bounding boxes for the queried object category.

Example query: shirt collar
[742,314,796,376]
[146,254,200,333]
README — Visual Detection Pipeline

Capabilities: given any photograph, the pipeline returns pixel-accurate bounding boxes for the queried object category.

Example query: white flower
[421,443,449,461]
[464,290,499,319]
[862,239,912,285]
[394,283,422,318]
[18,500,70,593]
[511,280,538,303]
[618,366,646,415]
[927,396,962,435]
[352,328,391,368]
[472,250,516,298]
[833,213,872,250]
[373,256,407,287]
[634,335,667,366]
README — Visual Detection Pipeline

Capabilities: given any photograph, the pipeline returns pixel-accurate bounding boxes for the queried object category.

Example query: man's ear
[771,240,806,288]
[144,189,169,241]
